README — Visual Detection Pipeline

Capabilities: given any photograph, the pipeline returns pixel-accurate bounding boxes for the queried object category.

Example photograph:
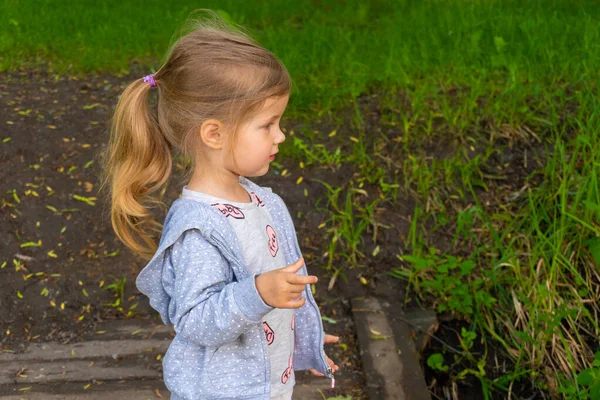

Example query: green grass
[4,0,600,397]
[272,2,599,396]
[1,0,599,116]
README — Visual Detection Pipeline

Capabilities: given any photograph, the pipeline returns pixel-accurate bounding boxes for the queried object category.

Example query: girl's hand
[255,258,317,308]
[310,334,340,376]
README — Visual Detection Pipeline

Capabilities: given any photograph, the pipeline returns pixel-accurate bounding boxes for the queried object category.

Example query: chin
[254,166,270,177]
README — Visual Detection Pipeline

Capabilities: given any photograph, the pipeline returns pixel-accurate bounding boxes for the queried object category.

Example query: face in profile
[225,95,289,177]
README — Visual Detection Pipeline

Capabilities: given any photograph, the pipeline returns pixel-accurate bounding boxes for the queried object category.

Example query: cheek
[250,135,272,154]
[231,135,252,156]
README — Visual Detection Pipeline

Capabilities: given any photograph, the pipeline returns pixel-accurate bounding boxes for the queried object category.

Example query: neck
[187,163,249,202]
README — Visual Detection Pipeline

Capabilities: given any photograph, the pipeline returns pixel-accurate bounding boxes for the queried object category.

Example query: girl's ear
[199,119,225,150]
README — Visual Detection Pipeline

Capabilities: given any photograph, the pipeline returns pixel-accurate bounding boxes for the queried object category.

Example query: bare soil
[0,69,410,399]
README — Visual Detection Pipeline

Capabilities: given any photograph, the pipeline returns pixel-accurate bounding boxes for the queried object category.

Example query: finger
[309,368,324,377]
[326,357,339,373]
[324,334,340,343]
[288,291,305,300]
[286,273,318,285]
[279,257,304,273]
[287,283,306,293]
[282,296,306,309]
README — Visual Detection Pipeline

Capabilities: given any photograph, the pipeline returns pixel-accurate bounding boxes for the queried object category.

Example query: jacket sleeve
[166,229,273,347]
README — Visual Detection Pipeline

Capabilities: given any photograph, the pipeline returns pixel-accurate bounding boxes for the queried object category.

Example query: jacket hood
[135,177,268,324]
[135,201,217,324]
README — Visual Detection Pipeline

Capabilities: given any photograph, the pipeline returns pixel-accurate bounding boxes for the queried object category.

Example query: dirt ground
[0,69,415,399]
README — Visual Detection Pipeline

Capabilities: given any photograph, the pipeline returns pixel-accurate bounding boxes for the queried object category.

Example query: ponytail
[100,78,172,260]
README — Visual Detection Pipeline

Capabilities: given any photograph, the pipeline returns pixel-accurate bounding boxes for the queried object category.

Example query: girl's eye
[263,123,273,130]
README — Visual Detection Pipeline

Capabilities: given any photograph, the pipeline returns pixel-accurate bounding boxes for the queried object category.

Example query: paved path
[0,321,341,399]
[0,298,433,399]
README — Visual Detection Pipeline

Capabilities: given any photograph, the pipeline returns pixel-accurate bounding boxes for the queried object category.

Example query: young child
[101,16,339,400]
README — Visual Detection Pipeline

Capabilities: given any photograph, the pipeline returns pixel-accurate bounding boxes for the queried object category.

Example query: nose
[274,126,286,144]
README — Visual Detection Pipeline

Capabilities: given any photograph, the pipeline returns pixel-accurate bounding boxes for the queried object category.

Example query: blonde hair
[100,13,291,260]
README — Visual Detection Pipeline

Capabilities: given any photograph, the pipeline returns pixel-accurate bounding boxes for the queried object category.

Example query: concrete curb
[351,297,432,400]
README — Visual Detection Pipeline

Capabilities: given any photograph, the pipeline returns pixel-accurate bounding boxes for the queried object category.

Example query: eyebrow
[264,114,281,123]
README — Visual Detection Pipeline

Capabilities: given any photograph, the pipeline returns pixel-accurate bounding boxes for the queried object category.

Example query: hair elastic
[143,74,156,88]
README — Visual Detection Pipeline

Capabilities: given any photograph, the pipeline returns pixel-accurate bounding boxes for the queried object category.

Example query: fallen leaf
[15,253,35,262]
[20,240,42,248]
[372,334,393,340]
[321,316,338,324]
[369,328,381,335]
[72,194,96,206]
[82,103,101,110]
[372,245,381,256]
[106,249,120,257]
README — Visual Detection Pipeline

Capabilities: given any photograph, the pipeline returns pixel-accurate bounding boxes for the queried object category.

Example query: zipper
[304,263,335,379]
[329,367,335,389]
[286,219,334,380]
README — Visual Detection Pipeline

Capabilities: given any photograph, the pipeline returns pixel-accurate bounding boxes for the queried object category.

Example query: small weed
[102,276,126,309]
[427,353,449,372]
[315,180,379,267]
[559,352,600,399]
[392,253,496,317]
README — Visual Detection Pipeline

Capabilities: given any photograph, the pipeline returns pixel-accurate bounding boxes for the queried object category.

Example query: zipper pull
[328,367,335,389]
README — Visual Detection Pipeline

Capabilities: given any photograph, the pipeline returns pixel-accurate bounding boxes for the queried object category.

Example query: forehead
[256,95,289,117]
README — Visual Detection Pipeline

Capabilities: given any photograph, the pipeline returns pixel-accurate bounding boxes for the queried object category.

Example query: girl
[101,14,339,400]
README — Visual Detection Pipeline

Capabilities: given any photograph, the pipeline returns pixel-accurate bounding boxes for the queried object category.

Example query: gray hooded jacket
[136,177,332,400]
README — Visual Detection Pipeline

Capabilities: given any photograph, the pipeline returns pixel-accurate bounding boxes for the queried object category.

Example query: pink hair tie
[143,74,156,88]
